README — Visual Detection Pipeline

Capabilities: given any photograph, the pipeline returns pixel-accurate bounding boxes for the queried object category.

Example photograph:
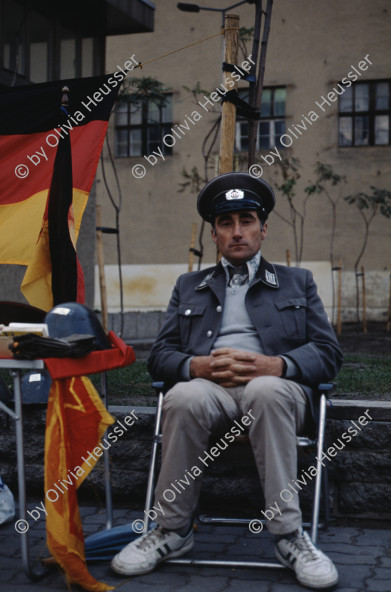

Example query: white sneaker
[111,524,194,576]
[275,528,338,589]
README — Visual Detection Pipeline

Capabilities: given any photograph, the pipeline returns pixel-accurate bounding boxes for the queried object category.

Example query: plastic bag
[0,476,15,525]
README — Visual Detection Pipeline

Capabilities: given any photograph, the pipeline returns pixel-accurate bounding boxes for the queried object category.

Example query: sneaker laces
[288,530,320,563]
[135,526,169,551]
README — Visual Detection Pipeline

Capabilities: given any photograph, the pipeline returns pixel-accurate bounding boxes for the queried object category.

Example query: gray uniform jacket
[148,257,343,428]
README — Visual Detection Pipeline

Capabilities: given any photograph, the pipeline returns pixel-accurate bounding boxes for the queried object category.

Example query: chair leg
[321,463,330,529]
[310,393,327,544]
[143,389,164,533]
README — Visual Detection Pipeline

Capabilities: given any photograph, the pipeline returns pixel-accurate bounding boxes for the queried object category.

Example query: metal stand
[0,358,49,580]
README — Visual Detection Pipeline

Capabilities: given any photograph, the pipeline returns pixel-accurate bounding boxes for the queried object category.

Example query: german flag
[0,74,122,310]
[45,375,115,591]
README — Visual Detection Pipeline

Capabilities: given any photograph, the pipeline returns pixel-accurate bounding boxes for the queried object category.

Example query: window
[236,87,286,152]
[115,95,173,158]
[0,0,100,83]
[2,0,25,75]
[339,80,390,146]
[60,27,77,79]
[29,11,50,83]
[81,37,94,78]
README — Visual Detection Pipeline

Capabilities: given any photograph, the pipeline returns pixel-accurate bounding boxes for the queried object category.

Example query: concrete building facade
[1,0,390,326]
[99,0,391,325]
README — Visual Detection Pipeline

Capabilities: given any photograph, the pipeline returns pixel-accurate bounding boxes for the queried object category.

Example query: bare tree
[344,186,391,323]
[305,162,347,324]
[179,81,222,268]
[100,77,170,332]
[305,162,346,267]
[272,155,313,266]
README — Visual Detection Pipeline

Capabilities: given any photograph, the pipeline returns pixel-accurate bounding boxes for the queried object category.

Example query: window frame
[338,79,391,147]
[235,85,286,152]
[114,93,173,159]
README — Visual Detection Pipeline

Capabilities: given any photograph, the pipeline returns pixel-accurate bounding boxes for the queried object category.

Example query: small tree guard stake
[337,260,342,336]
[361,266,367,334]
[387,271,391,333]
[96,205,108,333]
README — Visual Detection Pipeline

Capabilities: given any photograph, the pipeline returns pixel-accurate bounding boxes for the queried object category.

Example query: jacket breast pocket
[275,297,307,339]
[179,304,206,346]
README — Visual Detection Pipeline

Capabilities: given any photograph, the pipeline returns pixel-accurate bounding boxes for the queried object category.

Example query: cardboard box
[0,337,13,358]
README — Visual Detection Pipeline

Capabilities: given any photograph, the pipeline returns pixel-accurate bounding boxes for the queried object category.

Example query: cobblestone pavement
[1,504,391,592]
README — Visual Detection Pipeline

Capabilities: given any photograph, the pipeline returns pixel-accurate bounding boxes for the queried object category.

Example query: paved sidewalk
[1,503,391,592]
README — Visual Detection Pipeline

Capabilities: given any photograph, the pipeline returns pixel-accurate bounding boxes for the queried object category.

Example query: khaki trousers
[154,376,308,535]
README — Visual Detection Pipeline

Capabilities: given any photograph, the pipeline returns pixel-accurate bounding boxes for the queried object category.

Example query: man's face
[211,210,267,265]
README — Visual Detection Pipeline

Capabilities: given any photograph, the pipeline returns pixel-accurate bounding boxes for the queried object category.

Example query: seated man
[112,172,343,590]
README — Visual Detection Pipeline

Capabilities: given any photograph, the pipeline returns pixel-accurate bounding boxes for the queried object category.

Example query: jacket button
[216,306,222,313]
[185,309,191,315]
[207,330,213,337]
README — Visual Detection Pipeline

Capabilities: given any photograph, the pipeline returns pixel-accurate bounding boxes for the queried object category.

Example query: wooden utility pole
[219,13,240,174]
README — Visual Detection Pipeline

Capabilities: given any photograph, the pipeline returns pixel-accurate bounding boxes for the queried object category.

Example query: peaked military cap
[197,172,275,223]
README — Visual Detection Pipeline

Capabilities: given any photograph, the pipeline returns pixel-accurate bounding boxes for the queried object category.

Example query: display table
[0,333,135,580]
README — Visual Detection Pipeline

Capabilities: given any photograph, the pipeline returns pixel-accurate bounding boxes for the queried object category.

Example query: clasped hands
[190,347,284,388]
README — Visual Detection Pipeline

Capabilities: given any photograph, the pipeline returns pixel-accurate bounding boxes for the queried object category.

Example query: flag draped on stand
[42,332,135,591]
[21,87,85,309]
[1,76,126,590]
[0,74,121,310]
[45,375,115,591]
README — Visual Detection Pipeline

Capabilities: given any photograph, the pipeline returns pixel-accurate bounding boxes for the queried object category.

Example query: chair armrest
[152,381,165,394]
[316,383,335,395]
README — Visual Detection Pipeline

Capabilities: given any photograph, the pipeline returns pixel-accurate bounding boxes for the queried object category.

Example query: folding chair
[143,381,333,569]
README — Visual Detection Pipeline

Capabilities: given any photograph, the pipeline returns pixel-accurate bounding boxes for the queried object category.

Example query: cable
[133,29,236,70]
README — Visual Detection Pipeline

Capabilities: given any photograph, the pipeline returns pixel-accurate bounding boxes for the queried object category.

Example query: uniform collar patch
[196,271,216,290]
[256,258,279,288]
[265,270,277,285]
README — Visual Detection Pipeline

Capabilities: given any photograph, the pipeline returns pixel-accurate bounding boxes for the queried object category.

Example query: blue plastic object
[21,370,52,404]
[45,302,110,350]
[85,522,156,561]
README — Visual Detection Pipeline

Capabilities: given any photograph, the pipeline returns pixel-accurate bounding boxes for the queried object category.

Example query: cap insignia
[225,189,244,201]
